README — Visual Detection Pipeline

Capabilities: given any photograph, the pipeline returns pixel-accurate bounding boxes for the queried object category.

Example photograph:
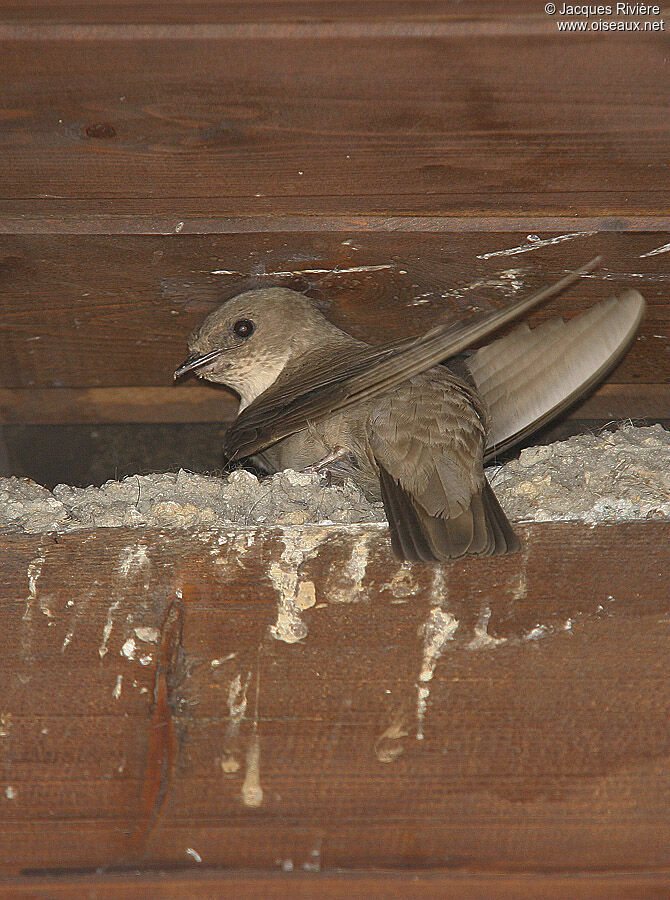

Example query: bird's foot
[303,447,349,485]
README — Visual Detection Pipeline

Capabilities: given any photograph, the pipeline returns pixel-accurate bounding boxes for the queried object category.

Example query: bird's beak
[173,349,223,381]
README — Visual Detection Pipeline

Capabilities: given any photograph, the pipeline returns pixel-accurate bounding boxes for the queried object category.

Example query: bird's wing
[368,371,519,562]
[223,257,600,461]
[469,290,646,461]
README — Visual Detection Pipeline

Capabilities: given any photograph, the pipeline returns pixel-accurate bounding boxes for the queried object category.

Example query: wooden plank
[0,1,609,28]
[2,870,670,900]
[2,210,669,235]
[1,383,669,425]
[1,522,668,873]
[0,28,666,218]
[0,233,667,391]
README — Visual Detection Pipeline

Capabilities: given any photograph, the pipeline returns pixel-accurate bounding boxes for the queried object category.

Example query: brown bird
[174,258,644,562]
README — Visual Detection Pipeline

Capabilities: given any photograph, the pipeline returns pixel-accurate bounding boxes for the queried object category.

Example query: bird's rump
[368,370,519,560]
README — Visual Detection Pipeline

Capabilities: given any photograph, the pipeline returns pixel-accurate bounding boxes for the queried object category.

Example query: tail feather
[465,290,646,460]
[377,460,518,561]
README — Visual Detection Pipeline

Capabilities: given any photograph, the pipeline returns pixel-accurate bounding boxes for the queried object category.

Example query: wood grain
[2,870,670,900]
[1,522,669,874]
[0,233,667,392]
[3,383,669,425]
[0,1,610,28]
[0,25,666,218]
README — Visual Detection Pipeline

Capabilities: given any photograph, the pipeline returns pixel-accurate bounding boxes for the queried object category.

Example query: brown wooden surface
[0,232,668,393]
[2,870,670,900]
[3,382,670,426]
[0,15,667,218]
[1,522,669,877]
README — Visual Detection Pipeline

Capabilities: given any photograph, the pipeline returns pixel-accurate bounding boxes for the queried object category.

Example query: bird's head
[174,287,349,410]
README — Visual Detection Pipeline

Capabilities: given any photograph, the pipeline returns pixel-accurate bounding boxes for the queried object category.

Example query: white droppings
[119,545,150,580]
[139,654,153,666]
[112,674,123,699]
[268,533,324,643]
[134,626,160,643]
[468,606,507,650]
[384,563,421,600]
[302,839,322,872]
[374,720,409,763]
[419,606,459,684]
[477,232,596,259]
[563,618,574,631]
[185,847,201,863]
[211,264,393,277]
[221,672,249,774]
[174,221,184,234]
[121,637,137,660]
[5,786,17,800]
[416,597,459,740]
[440,268,525,301]
[241,732,264,808]
[27,556,45,605]
[22,555,46,660]
[344,537,369,593]
[211,652,237,667]
[0,715,10,738]
[99,599,120,659]
[281,859,294,872]
[523,624,548,641]
[640,241,670,258]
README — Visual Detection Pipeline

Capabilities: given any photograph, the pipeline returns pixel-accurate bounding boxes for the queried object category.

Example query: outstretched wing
[471,289,646,460]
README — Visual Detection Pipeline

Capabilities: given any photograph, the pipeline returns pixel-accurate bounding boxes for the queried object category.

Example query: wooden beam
[0,233,667,390]
[1,383,668,425]
[0,23,666,218]
[1,870,669,899]
[1,522,669,873]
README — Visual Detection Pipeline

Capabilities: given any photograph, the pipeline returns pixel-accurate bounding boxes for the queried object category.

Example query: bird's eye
[232,318,255,338]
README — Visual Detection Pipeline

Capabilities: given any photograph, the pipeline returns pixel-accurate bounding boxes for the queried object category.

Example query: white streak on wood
[477,232,596,259]
[112,674,123,699]
[374,720,409,763]
[22,555,46,662]
[211,652,237,667]
[221,672,249,774]
[119,545,150,580]
[62,587,97,652]
[99,600,120,659]
[330,535,371,603]
[468,605,507,650]
[5,786,17,800]
[211,264,394,276]
[268,533,324,643]
[241,732,263,808]
[640,241,670,258]
[416,586,459,740]
[440,268,526,301]
[185,847,202,863]
[523,624,549,641]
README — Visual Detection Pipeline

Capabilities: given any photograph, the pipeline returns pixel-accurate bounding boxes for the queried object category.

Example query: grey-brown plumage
[174,257,645,562]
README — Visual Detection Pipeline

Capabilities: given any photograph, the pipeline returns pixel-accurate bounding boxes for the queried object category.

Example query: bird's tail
[464,290,646,461]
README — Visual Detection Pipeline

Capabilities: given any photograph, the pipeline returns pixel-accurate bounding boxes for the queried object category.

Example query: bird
[174,257,644,562]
